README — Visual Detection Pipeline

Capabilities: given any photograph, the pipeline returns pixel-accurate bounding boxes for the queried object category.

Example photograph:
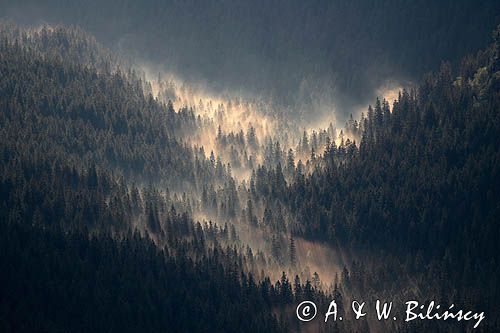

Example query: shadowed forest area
[0,2,499,332]
[2,0,499,119]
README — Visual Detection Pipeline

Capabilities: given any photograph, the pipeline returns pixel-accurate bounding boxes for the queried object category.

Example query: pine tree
[286,149,295,173]
[289,235,297,267]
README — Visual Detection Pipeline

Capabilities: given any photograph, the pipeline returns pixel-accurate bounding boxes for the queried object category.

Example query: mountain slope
[2,0,499,116]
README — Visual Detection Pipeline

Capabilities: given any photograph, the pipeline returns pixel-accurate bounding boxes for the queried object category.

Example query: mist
[1,0,498,122]
[2,4,500,332]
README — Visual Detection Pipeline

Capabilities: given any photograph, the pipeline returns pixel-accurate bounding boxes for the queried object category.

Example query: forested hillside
[2,0,499,117]
[0,23,334,333]
[249,25,500,331]
[1,18,499,332]
[0,25,207,189]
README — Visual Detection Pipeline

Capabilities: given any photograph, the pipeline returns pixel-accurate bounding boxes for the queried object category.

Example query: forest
[1,0,499,118]
[0,6,499,333]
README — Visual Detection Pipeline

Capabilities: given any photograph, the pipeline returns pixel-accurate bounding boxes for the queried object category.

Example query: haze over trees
[0,6,499,333]
[1,0,499,119]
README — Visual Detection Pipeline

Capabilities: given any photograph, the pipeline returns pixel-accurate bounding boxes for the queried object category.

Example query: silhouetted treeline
[2,0,498,115]
[0,220,289,332]
[0,24,224,192]
[2,17,500,332]
[0,24,339,332]
[0,152,339,332]
[250,25,500,331]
